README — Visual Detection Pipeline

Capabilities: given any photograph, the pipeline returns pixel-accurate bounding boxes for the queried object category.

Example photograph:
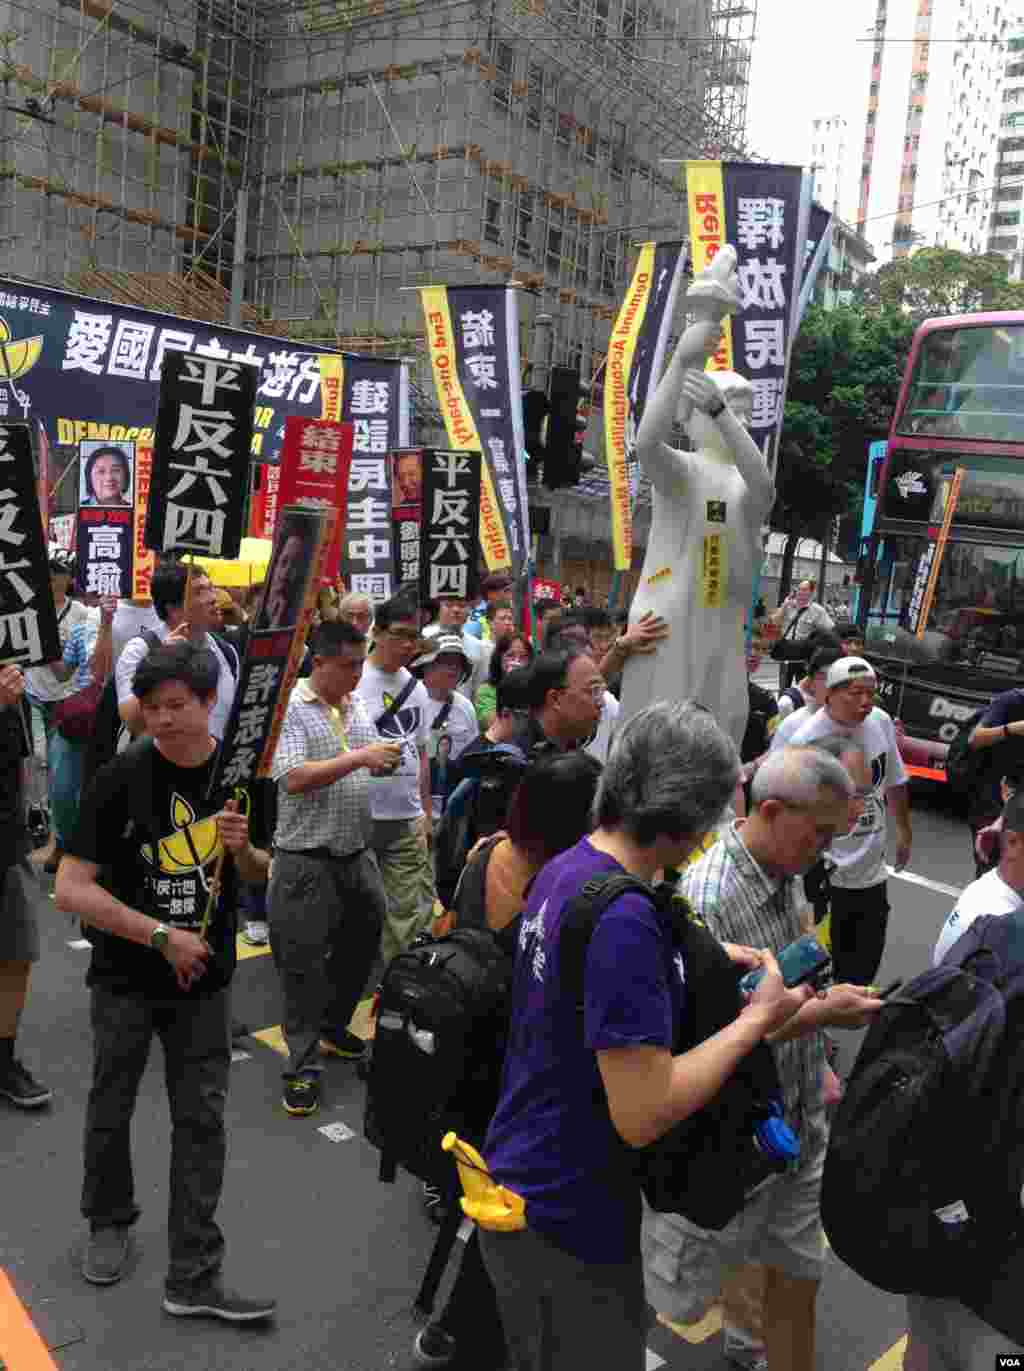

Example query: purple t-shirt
[483,837,685,1264]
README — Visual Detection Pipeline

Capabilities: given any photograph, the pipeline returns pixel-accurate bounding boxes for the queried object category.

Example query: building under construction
[3,0,756,417]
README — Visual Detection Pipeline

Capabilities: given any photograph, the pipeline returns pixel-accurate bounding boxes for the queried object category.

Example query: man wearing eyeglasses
[513,646,606,759]
[777,657,912,986]
[354,596,435,963]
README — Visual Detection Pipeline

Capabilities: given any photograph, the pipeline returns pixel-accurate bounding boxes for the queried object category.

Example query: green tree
[852,246,1024,320]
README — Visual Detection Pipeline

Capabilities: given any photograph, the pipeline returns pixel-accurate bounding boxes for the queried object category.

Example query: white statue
[619,246,775,749]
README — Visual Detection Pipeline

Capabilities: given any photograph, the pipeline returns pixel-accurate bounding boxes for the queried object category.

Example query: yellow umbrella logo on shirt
[140,794,223,882]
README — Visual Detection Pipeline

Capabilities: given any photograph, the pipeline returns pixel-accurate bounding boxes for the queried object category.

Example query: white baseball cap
[825,656,877,691]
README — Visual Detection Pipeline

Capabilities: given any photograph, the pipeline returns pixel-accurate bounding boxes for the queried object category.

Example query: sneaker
[0,1059,52,1109]
[82,1227,132,1285]
[414,1323,458,1367]
[319,1029,366,1060]
[162,1279,276,1322]
[725,1339,768,1371]
[240,921,269,946]
[282,1071,320,1116]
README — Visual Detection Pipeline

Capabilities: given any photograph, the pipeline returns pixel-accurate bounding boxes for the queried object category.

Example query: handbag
[54,679,104,743]
[769,606,811,663]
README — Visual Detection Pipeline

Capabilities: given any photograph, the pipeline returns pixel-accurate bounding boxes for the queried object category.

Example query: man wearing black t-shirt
[56,642,275,1322]
[966,687,1024,875]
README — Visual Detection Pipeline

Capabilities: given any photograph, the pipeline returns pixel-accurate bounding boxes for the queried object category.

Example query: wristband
[707,398,725,419]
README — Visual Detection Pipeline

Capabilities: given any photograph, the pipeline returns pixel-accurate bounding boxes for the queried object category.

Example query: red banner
[276,418,353,579]
[133,443,155,599]
[249,463,280,541]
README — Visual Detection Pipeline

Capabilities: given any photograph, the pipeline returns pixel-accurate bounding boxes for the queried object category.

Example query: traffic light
[543,365,582,490]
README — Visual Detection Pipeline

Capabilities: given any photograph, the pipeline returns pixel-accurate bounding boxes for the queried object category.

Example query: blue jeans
[49,729,86,846]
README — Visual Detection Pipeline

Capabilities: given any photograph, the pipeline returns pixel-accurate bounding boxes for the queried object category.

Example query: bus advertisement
[857,313,1024,780]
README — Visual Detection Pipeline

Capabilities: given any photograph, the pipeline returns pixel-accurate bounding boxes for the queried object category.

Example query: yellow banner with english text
[685,161,734,373]
[603,243,654,571]
[319,355,343,422]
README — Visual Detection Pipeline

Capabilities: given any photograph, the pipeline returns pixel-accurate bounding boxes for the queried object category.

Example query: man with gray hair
[644,746,883,1371]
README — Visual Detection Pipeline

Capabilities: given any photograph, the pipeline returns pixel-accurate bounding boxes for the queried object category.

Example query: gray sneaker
[82,1227,132,1285]
[162,1280,276,1322]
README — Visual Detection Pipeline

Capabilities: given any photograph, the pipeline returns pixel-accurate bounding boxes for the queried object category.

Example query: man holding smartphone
[643,745,883,1371]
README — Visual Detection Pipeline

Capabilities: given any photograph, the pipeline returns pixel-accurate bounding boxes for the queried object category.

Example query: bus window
[895,324,1024,442]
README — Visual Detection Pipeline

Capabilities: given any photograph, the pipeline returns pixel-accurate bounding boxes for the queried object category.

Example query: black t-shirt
[742,681,778,765]
[0,702,28,874]
[69,739,266,998]
[971,689,1024,824]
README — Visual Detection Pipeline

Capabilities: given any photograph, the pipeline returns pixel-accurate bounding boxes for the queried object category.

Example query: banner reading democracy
[603,241,686,571]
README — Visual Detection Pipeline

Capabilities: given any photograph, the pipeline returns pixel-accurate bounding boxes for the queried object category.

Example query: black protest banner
[342,437,395,603]
[420,449,482,603]
[720,162,806,464]
[208,505,332,805]
[0,422,60,666]
[145,352,256,559]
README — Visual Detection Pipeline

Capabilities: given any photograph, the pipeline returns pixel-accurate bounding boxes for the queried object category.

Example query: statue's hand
[681,369,724,416]
[687,244,741,322]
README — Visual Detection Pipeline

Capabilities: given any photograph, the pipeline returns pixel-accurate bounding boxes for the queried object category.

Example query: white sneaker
[241,921,269,946]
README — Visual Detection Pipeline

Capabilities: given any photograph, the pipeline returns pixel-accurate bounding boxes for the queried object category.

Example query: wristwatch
[150,923,170,954]
[707,398,725,419]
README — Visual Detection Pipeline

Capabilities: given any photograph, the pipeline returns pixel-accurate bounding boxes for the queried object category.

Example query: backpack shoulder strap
[559,873,658,1012]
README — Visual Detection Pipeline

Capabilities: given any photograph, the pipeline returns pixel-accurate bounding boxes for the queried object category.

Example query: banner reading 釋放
[420,449,482,603]
[208,505,332,805]
[686,161,806,467]
[75,437,135,598]
[0,422,60,666]
[145,352,256,559]
[276,417,353,581]
[420,285,530,577]
[603,241,686,570]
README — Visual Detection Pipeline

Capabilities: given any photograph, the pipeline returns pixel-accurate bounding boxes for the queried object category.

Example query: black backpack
[821,909,1024,1298]
[433,744,529,908]
[364,869,784,1232]
[942,707,986,794]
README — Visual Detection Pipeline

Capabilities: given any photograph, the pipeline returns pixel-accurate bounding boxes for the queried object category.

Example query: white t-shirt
[114,622,238,741]
[424,690,479,814]
[770,703,818,748]
[355,662,431,820]
[787,705,908,889]
[25,598,91,702]
[585,690,621,764]
[776,683,812,723]
[933,868,1024,965]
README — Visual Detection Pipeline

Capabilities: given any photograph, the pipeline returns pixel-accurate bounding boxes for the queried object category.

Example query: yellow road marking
[250,999,375,1060]
[869,1336,907,1369]
[235,934,270,962]
[252,1025,288,1057]
[657,1308,723,1343]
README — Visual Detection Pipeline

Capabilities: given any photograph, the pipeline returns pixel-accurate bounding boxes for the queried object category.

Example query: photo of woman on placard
[392,449,423,516]
[255,513,317,632]
[79,442,134,508]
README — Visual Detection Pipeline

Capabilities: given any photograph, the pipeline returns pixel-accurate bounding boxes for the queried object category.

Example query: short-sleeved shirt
[68,739,266,998]
[354,663,431,820]
[971,689,1024,824]
[115,623,237,741]
[775,683,811,724]
[681,821,825,1158]
[270,682,379,856]
[933,867,1024,965]
[25,598,91,702]
[769,703,818,749]
[484,837,686,1265]
[780,601,834,642]
[585,690,621,765]
[424,690,478,816]
[62,611,102,692]
[742,681,778,763]
[786,705,908,889]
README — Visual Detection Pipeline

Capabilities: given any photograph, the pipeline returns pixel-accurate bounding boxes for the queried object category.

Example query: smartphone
[739,934,832,998]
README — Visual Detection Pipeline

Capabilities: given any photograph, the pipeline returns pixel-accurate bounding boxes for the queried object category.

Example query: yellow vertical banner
[420,286,511,571]
[603,244,654,571]
[684,161,734,373]
[914,467,964,639]
[319,354,343,422]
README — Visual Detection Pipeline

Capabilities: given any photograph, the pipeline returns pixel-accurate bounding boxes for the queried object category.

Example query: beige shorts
[642,1127,827,1325]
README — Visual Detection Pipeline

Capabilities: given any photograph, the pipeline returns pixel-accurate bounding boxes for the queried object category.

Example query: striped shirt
[270,681,379,856]
[681,820,825,1162]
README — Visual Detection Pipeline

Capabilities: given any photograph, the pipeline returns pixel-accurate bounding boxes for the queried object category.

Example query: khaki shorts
[642,1127,826,1326]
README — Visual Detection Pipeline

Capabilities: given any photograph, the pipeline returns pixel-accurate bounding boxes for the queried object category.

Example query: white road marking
[67,938,92,950]
[318,1121,355,1143]
[886,866,962,900]
[645,1351,666,1371]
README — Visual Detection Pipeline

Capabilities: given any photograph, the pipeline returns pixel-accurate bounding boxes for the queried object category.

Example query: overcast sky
[745,0,877,224]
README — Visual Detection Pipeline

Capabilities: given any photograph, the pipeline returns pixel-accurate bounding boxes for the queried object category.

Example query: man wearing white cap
[777,656,912,985]
[410,634,480,824]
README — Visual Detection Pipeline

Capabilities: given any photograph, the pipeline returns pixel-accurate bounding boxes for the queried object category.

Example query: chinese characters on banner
[0,275,342,465]
[420,449,482,603]
[603,241,686,570]
[391,448,422,589]
[685,162,805,466]
[343,435,395,604]
[146,352,256,559]
[276,417,353,579]
[75,438,135,598]
[0,423,60,666]
[419,285,530,577]
[208,505,331,805]
[133,443,155,599]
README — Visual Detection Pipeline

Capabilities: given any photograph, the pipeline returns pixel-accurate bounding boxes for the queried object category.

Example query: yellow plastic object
[193,537,273,587]
[441,1132,526,1232]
